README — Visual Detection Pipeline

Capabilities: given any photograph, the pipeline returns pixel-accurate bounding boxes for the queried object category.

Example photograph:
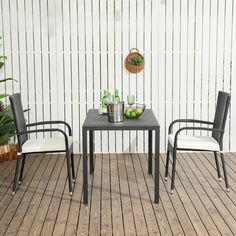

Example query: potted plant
[0,37,17,161]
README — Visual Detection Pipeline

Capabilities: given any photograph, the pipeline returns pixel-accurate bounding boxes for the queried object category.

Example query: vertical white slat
[122,0,130,153]
[48,0,58,131]
[54,0,65,139]
[41,0,51,138]
[33,0,44,138]
[62,0,72,138]
[179,0,188,131]
[143,0,152,153]
[70,0,80,153]
[129,0,137,153]
[208,0,218,123]
[99,0,108,153]
[1,0,13,104]
[200,0,210,136]
[222,0,233,151]
[230,0,236,151]
[78,0,87,152]
[92,0,102,153]
[165,0,173,145]
[193,0,202,127]
[157,0,166,152]
[85,0,93,112]
[9,0,20,95]
[25,0,36,133]
[151,0,158,117]
[186,0,195,135]
[172,0,180,124]
[136,0,144,153]
[107,0,116,153]
[114,0,123,153]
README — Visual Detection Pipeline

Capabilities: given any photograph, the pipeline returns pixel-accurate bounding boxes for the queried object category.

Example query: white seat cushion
[168,134,220,151]
[22,136,73,153]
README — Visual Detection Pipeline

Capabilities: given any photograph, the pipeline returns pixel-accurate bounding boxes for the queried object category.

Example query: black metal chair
[9,93,75,196]
[165,91,231,194]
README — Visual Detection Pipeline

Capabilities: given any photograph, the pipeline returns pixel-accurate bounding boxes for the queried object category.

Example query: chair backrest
[9,93,28,148]
[212,91,231,144]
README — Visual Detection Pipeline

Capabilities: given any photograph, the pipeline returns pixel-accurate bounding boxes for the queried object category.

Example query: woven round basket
[125,48,144,74]
[0,144,18,162]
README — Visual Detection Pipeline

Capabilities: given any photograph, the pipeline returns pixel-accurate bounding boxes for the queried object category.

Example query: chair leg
[66,150,73,196]
[19,154,26,184]
[165,149,170,181]
[170,149,177,194]
[12,154,22,195]
[220,152,230,192]
[71,152,75,182]
[214,152,221,181]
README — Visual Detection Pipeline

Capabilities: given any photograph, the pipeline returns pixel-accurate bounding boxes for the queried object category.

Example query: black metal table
[82,109,160,204]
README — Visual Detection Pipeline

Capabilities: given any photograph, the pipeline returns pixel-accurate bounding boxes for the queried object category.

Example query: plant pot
[0,144,18,162]
[125,48,145,74]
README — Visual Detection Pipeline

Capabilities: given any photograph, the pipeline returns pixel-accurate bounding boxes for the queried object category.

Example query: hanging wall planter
[125,48,145,74]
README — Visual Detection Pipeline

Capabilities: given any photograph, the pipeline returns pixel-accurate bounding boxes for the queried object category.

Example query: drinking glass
[127,95,135,106]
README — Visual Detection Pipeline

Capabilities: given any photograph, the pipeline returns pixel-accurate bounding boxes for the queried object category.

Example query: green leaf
[0,55,7,60]
[0,122,15,134]
[0,61,4,70]
[0,133,11,144]
[0,78,16,83]
[0,94,9,100]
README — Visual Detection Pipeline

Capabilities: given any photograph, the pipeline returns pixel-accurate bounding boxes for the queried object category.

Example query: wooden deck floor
[0,152,236,235]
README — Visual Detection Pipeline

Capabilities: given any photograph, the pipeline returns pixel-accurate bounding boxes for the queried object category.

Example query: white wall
[0,0,235,153]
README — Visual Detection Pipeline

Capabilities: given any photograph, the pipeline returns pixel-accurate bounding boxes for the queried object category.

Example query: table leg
[89,130,94,174]
[154,128,160,204]
[148,130,153,174]
[83,128,88,204]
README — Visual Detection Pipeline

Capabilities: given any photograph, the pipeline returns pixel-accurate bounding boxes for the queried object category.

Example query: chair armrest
[26,121,72,136]
[18,128,69,150]
[168,119,214,134]
[173,126,223,149]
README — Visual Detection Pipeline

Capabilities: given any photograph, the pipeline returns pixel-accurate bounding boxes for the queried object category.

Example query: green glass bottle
[114,89,120,103]
[102,90,108,108]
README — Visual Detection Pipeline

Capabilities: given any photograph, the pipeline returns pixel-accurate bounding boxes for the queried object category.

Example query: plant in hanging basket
[125,48,145,74]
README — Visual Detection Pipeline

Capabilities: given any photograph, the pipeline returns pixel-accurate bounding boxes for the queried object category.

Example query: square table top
[82,109,160,131]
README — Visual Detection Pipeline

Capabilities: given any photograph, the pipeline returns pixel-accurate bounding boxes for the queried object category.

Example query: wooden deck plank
[0,153,235,236]
[4,155,51,235]
[50,155,79,236]
[124,154,149,236]
[117,154,136,236]
[179,153,233,235]
[39,158,67,236]
[173,154,221,236]
[88,154,102,236]
[160,154,209,236]
[76,155,96,236]
[0,155,42,235]
[0,156,34,203]
[131,154,162,235]
[64,155,83,235]
[100,154,113,236]
[192,153,236,234]
[26,154,62,235]
[16,155,57,236]
[139,153,184,236]
[109,154,124,236]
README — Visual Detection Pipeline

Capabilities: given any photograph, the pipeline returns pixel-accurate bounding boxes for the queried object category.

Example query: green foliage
[128,56,144,66]
[0,37,15,144]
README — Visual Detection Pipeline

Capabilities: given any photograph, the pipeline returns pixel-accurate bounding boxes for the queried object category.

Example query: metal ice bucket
[107,102,124,123]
